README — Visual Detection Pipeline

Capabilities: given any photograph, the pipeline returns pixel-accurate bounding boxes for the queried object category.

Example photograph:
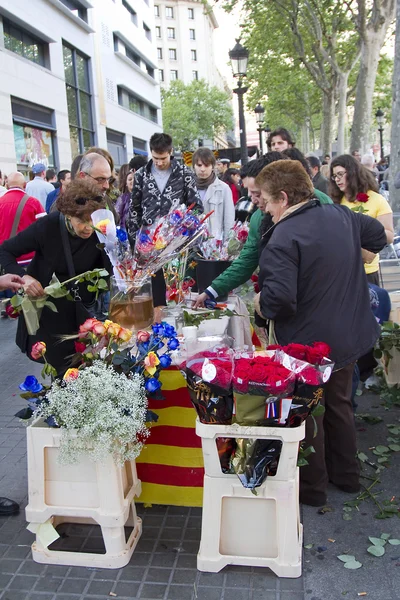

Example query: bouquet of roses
[199,221,250,261]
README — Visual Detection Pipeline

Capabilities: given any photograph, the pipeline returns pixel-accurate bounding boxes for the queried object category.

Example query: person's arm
[194,210,262,307]
[356,212,387,254]
[259,240,299,320]
[377,213,394,244]
[126,170,143,248]
[0,273,25,292]
[223,186,235,241]
[183,167,203,213]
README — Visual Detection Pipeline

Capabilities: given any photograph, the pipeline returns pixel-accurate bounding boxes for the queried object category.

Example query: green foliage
[182,308,239,328]
[161,79,234,150]
[337,555,362,569]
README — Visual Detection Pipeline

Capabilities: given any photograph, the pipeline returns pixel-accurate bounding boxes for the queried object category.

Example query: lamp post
[376,108,384,160]
[254,103,265,156]
[229,40,249,165]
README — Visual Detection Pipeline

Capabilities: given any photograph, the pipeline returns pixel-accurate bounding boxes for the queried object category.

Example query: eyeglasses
[75,196,104,205]
[83,172,113,185]
[331,171,347,182]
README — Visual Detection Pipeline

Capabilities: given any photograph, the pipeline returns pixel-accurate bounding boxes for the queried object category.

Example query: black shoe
[299,492,327,507]
[334,483,361,494]
[0,497,20,516]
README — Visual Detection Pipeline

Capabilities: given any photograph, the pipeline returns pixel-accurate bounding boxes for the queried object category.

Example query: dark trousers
[300,363,360,504]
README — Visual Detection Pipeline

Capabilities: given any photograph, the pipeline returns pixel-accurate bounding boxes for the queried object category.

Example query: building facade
[154,0,234,149]
[0,0,162,176]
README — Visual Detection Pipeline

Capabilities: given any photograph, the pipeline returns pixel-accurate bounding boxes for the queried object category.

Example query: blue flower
[116,227,128,243]
[159,355,172,368]
[152,323,165,336]
[19,376,43,393]
[138,341,149,353]
[167,337,180,351]
[139,233,151,244]
[145,377,162,393]
[162,323,177,338]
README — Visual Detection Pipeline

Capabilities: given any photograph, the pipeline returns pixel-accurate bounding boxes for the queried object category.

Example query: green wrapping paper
[233,393,269,425]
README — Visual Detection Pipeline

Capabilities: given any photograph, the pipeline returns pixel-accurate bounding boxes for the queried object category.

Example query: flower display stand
[383,348,400,387]
[25,418,142,568]
[195,419,305,578]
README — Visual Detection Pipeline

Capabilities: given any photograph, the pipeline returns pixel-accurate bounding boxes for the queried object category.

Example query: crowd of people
[0,127,396,514]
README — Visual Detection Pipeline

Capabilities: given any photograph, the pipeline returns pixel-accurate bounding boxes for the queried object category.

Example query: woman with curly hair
[330,154,393,285]
[115,164,134,229]
[0,178,111,374]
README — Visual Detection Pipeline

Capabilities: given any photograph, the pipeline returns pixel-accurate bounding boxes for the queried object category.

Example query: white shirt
[25,177,54,208]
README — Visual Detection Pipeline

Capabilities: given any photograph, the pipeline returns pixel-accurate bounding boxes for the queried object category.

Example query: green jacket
[209,189,332,298]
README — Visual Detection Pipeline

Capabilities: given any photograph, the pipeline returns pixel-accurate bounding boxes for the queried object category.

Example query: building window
[167,27,175,39]
[143,23,151,41]
[166,6,174,18]
[122,0,138,26]
[156,26,161,38]
[170,70,178,81]
[159,69,164,82]
[12,98,55,172]
[188,8,194,19]
[114,35,155,79]
[169,48,177,60]
[63,44,94,156]
[154,4,160,17]
[59,0,88,22]
[106,129,126,168]
[126,46,141,66]
[191,49,197,61]
[118,86,158,123]
[192,70,198,80]
[3,18,47,67]
[157,47,163,59]
[189,29,196,40]
[132,136,148,155]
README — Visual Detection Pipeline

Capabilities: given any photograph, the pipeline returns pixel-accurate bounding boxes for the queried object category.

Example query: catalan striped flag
[136,368,204,507]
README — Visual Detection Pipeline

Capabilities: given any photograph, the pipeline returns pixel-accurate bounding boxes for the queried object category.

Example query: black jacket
[0,212,110,371]
[126,157,203,247]
[312,171,329,195]
[258,201,387,369]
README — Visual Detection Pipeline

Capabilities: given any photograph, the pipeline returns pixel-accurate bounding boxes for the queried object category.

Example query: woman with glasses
[330,154,393,285]
[0,179,111,375]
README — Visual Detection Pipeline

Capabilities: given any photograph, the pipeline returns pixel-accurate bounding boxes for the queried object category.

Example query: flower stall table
[136,294,253,507]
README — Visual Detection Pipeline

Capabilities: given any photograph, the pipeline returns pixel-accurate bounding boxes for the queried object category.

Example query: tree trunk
[337,72,349,155]
[320,91,335,156]
[351,26,392,154]
[390,0,400,211]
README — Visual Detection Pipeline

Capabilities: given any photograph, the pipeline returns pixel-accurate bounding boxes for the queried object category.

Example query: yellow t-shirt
[341,190,392,274]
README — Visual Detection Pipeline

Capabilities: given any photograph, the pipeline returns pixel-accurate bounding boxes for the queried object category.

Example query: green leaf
[380,533,391,540]
[368,537,386,547]
[297,457,309,467]
[375,445,391,454]
[367,545,385,556]
[357,452,368,463]
[377,457,389,463]
[389,444,400,452]
[304,543,313,549]
[44,301,57,313]
[98,278,109,290]
[343,513,352,521]
[311,404,325,417]
[10,294,23,308]
[87,285,97,292]
[337,554,355,562]
[388,539,400,545]
[98,269,109,277]
[344,560,362,569]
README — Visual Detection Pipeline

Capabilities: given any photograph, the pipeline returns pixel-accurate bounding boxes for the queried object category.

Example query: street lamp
[254,103,265,156]
[376,108,384,160]
[229,40,249,165]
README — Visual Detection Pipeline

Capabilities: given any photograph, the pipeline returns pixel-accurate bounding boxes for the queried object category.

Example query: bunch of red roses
[269,341,333,386]
[233,355,295,395]
[185,348,233,390]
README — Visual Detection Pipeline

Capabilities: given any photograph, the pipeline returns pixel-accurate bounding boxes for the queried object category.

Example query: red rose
[5,303,19,319]
[283,343,309,361]
[298,366,322,385]
[237,229,248,243]
[312,342,331,357]
[250,364,268,384]
[267,344,281,350]
[356,193,369,203]
[74,341,87,353]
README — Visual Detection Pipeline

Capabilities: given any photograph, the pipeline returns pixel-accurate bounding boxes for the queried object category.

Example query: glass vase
[109,276,154,331]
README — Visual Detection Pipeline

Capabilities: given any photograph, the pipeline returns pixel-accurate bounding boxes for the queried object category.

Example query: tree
[349,0,396,153]
[389,0,400,211]
[161,80,234,150]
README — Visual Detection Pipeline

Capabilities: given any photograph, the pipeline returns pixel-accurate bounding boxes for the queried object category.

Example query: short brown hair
[192,147,216,168]
[255,159,314,206]
[56,178,106,218]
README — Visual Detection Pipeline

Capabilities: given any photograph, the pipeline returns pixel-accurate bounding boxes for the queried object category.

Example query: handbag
[59,213,97,325]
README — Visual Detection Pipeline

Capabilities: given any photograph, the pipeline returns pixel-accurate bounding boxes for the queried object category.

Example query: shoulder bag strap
[10,193,30,238]
[59,213,76,278]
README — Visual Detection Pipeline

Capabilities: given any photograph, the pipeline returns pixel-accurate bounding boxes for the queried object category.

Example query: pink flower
[137,330,150,343]
[144,352,160,375]
[92,321,107,336]
[79,318,98,334]
[31,341,46,360]
[63,368,79,381]
[118,328,132,342]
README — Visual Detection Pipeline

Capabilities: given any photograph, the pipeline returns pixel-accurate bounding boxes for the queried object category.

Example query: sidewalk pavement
[1,318,400,600]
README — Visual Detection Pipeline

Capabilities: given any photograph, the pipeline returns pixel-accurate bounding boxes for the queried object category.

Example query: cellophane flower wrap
[184,345,234,425]
[199,220,250,260]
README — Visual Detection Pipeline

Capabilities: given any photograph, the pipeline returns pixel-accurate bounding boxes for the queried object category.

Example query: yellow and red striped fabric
[136,368,204,507]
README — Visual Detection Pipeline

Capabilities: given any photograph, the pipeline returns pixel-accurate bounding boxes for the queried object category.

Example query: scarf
[195,171,216,190]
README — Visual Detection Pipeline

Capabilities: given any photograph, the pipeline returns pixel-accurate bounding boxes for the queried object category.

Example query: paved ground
[1,317,400,600]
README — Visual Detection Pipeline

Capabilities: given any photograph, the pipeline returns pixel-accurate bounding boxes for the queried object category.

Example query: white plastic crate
[25,418,141,527]
[31,505,142,569]
[196,419,305,482]
[197,472,302,577]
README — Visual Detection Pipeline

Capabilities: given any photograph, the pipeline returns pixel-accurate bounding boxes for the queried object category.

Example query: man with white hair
[78,153,112,196]
[361,154,379,180]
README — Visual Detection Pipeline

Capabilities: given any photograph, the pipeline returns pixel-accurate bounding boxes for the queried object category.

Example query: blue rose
[159,354,172,368]
[138,341,150,353]
[116,227,128,243]
[19,376,43,393]
[152,323,165,336]
[145,377,162,393]
[162,323,177,338]
[167,337,180,351]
